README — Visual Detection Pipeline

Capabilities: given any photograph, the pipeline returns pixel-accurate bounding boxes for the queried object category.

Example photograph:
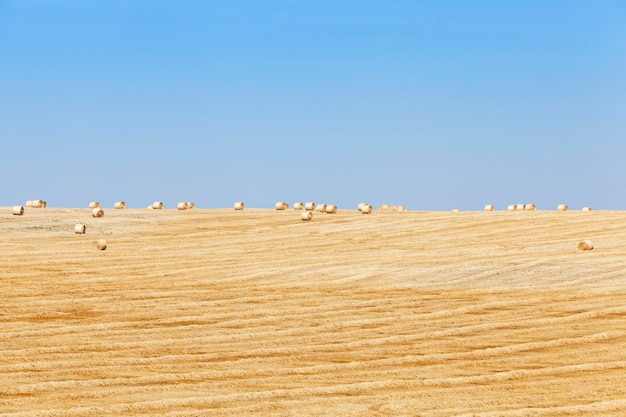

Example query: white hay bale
[93,240,107,251]
[187,202,195,209]
[25,200,33,208]
[524,203,536,211]
[152,201,163,209]
[147,205,153,209]
[177,202,189,210]
[28,199,45,208]
[12,206,24,216]
[515,203,525,210]
[557,204,569,211]
[305,202,315,211]
[114,201,126,209]
[357,203,367,211]
[582,206,592,211]
[507,205,516,211]
[378,205,389,211]
[325,204,337,214]
[578,239,593,250]
[275,202,289,210]
[484,204,494,211]
[452,208,461,212]
[91,208,105,218]
[396,205,406,212]
[301,211,313,221]
[234,202,245,210]
[316,203,327,212]
[89,201,100,209]
[293,202,304,210]
[361,204,372,214]
[74,223,86,234]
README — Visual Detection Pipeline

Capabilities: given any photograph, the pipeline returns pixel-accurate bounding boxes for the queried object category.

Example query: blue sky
[1,1,625,210]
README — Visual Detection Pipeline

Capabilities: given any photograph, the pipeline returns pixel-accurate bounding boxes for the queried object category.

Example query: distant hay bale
[582,206,592,211]
[316,204,327,213]
[152,201,163,210]
[484,204,494,211]
[524,203,536,211]
[74,223,86,234]
[187,202,195,209]
[557,204,569,211]
[12,206,24,216]
[27,199,45,208]
[357,203,368,211]
[177,202,189,210]
[396,205,406,212]
[507,205,516,211]
[515,204,525,210]
[114,201,126,209]
[325,204,337,214]
[275,202,289,210]
[25,200,33,208]
[93,240,107,251]
[89,201,100,209]
[578,239,593,250]
[378,205,389,211]
[147,205,153,209]
[361,204,372,214]
[305,202,315,211]
[301,211,313,221]
[91,208,104,218]
[293,202,304,210]
[452,208,461,212]
[234,202,245,210]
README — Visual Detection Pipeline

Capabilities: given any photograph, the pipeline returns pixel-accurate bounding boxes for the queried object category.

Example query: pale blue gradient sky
[1,1,624,209]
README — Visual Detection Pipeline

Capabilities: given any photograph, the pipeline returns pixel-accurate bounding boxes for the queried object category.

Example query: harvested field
[1,207,626,416]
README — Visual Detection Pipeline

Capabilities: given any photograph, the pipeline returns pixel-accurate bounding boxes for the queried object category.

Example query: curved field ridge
[1,208,626,416]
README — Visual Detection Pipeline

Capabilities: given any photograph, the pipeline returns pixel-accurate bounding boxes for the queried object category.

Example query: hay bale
[582,206,592,211]
[578,239,593,250]
[187,202,195,209]
[305,202,315,211]
[177,202,189,210]
[357,203,367,211]
[325,204,337,214]
[396,205,406,212]
[378,205,389,211]
[484,204,494,211]
[301,211,313,221]
[152,201,163,209]
[275,202,289,210]
[28,199,45,208]
[452,208,461,212]
[507,205,516,211]
[91,208,105,218]
[515,204,525,210]
[93,240,107,251]
[25,200,33,207]
[74,223,86,234]
[293,202,304,210]
[316,204,327,213]
[89,201,100,209]
[147,205,153,209]
[12,206,24,216]
[361,204,372,214]
[114,201,126,209]
[234,202,245,210]
[557,204,569,211]
[524,203,536,211]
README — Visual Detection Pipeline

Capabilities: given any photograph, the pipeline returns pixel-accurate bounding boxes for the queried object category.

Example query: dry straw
[177,202,189,210]
[293,202,304,210]
[91,208,105,218]
[316,204,327,213]
[89,201,100,209]
[93,240,107,251]
[357,203,368,211]
[301,211,313,221]
[361,204,372,214]
[507,205,516,211]
[74,224,86,234]
[152,201,163,209]
[27,200,46,208]
[187,202,195,209]
[234,202,245,210]
[12,206,24,216]
[396,205,406,212]
[578,239,593,250]
[484,204,494,211]
[557,204,569,211]
[275,202,289,210]
[582,206,592,211]
[524,203,536,211]
[305,202,315,211]
[325,204,338,214]
[515,203,525,210]
[114,201,126,209]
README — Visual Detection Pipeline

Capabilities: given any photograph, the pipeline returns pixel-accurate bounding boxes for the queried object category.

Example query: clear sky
[1,1,625,210]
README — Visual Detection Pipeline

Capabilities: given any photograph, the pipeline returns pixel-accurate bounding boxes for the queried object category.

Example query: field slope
[1,207,625,416]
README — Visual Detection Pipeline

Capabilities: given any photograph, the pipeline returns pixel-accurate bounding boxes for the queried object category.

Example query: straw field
[1,207,626,416]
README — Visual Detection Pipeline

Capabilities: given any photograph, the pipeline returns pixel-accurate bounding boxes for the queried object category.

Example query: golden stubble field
[1,206,625,416]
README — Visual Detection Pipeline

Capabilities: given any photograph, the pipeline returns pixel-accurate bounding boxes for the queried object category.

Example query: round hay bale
[301,211,313,221]
[325,204,337,214]
[305,202,315,211]
[234,202,245,210]
[378,205,389,211]
[525,203,536,211]
[316,203,327,213]
[152,201,163,210]
[114,201,126,209]
[147,205,153,209]
[396,205,406,212]
[91,208,104,218]
[177,202,189,210]
[25,200,33,207]
[275,202,289,210]
[93,240,107,251]
[89,201,100,209]
[12,206,24,216]
[357,203,367,211]
[187,202,195,209]
[293,202,304,210]
[452,208,461,213]
[507,205,516,211]
[557,204,569,211]
[578,239,593,250]
[74,223,86,234]
[484,204,494,211]
[361,204,372,214]
[41,200,47,208]
[515,204,525,211]
[582,206,592,211]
